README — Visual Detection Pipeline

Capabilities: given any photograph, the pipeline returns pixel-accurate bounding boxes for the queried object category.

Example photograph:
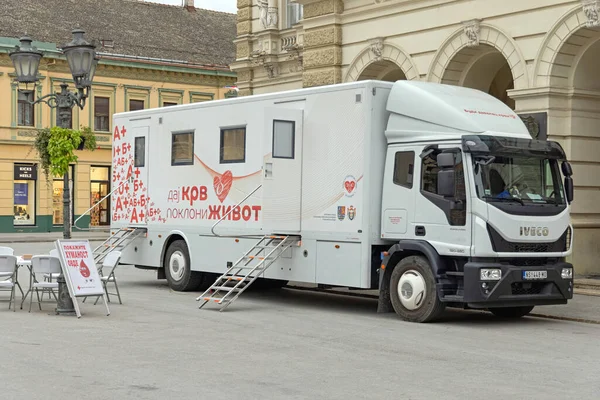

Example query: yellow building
[0,0,237,233]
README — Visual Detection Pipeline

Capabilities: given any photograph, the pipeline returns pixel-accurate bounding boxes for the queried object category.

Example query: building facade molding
[344,40,419,83]
[427,22,529,90]
[533,3,599,87]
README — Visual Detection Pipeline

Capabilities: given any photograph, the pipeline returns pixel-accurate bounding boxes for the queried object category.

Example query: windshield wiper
[483,196,525,205]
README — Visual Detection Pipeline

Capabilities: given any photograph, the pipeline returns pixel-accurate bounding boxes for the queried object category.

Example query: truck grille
[510,258,548,267]
[487,225,569,253]
[511,282,545,295]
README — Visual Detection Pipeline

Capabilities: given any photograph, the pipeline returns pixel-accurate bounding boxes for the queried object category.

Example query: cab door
[381,146,419,240]
[413,145,471,256]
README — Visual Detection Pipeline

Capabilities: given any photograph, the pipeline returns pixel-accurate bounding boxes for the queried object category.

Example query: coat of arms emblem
[348,206,356,221]
[337,206,346,221]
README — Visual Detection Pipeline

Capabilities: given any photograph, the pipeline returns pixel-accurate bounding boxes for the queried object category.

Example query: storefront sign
[14,164,37,180]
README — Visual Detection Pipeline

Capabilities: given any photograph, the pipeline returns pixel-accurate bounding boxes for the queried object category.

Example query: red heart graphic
[214,170,233,203]
[79,260,90,278]
[344,180,356,193]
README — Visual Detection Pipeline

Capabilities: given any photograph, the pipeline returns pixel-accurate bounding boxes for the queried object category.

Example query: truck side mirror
[437,170,455,197]
[565,176,574,204]
[436,153,456,197]
[437,153,455,168]
[561,161,573,177]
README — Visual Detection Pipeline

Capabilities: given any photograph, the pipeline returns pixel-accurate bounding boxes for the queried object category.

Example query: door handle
[264,162,273,178]
[415,226,426,236]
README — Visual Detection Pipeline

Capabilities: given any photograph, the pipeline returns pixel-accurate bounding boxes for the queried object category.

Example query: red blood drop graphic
[79,260,90,278]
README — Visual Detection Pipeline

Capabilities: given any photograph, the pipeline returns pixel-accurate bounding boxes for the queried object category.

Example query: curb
[0,236,109,243]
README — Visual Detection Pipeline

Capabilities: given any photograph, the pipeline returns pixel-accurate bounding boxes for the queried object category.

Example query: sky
[145,0,237,13]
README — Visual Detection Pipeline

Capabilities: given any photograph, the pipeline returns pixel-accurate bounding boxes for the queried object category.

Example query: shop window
[220,127,246,163]
[172,132,194,166]
[272,120,295,159]
[90,166,111,226]
[94,96,110,132]
[13,164,37,226]
[18,90,35,127]
[129,99,144,111]
[393,151,414,188]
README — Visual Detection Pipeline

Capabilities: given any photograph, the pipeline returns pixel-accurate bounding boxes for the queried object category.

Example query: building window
[220,127,246,163]
[272,120,295,159]
[286,0,303,28]
[94,97,110,132]
[129,99,144,111]
[90,166,111,226]
[172,132,194,166]
[18,90,35,127]
[134,137,146,167]
[52,165,74,226]
[393,151,414,188]
[163,102,178,107]
[13,164,37,226]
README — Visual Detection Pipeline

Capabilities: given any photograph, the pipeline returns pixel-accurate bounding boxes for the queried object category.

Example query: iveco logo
[520,226,549,237]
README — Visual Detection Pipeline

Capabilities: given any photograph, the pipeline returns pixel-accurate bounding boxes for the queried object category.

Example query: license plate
[523,270,547,280]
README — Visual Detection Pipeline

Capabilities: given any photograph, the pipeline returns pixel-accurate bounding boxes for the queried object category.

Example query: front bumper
[463,261,573,309]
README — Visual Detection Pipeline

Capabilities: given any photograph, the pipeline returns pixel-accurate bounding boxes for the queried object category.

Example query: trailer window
[220,127,246,163]
[134,137,145,167]
[171,131,194,166]
[273,120,295,159]
[393,151,414,188]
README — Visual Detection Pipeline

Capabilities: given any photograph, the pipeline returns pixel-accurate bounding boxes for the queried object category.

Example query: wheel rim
[169,251,186,281]
[397,269,426,311]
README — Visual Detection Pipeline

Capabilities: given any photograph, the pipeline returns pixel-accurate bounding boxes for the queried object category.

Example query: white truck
[108,80,575,322]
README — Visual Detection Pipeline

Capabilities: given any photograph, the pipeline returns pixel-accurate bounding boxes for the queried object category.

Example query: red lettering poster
[55,240,105,297]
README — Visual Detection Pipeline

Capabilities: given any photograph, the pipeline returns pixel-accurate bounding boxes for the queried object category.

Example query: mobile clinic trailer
[107,80,575,322]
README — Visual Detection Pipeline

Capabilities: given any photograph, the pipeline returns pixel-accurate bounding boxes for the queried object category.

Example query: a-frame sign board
[54,239,110,318]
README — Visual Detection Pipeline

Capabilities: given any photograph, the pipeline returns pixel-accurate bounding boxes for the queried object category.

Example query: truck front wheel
[389,256,445,323]
[164,240,204,291]
[489,306,534,319]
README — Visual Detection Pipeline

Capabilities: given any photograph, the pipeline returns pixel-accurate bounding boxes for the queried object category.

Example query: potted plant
[28,125,97,181]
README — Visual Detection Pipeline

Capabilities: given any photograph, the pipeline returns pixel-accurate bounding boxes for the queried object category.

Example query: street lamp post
[9,29,99,315]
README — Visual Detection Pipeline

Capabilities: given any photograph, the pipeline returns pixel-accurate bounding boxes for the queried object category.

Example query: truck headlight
[480,268,502,281]
[561,267,573,279]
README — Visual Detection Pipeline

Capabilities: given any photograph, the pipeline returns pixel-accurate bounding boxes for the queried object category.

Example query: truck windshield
[472,155,565,205]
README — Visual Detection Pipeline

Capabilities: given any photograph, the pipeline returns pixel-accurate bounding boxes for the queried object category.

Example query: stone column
[300,0,344,88]
[232,0,255,96]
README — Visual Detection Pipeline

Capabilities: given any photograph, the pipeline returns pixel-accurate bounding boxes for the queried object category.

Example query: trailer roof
[385,80,530,138]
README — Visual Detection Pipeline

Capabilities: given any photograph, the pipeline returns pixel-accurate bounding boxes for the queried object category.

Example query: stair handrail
[211,184,262,238]
[74,176,133,232]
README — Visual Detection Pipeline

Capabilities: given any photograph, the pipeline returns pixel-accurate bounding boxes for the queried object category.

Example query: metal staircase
[92,227,146,265]
[196,235,300,311]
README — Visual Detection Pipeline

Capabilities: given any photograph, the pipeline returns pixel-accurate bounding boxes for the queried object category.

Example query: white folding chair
[29,255,61,312]
[0,246,14,255]
[0,247,15,279]
[42,249,62,299]
[95,251,123,305]
[0,255,17,312]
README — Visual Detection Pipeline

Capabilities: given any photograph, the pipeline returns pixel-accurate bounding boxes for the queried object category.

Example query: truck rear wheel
[389,256,445,323]
[164,240,204,291]
[489,306,534,319]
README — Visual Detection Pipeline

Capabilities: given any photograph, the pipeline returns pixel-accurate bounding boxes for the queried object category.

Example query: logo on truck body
[519,226,549,237]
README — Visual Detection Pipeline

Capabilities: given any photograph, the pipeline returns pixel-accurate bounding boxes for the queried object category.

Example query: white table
[15,256,32,310]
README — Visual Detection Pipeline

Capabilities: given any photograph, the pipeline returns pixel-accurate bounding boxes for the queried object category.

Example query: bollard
[55,274,76,315]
